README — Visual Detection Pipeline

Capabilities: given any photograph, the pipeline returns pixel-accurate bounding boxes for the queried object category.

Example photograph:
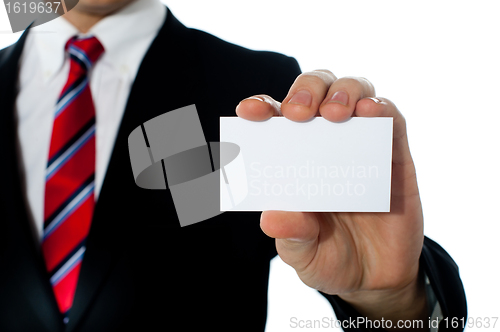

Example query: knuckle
[314,69,337,80]
[398,111,407,125]
[358,77,375,95]
[334,76,375,97]
[359,76,373,86]
[383,97,402,115]
[382,97,396,107]
[336,76,364,88]
[296,71,335,87]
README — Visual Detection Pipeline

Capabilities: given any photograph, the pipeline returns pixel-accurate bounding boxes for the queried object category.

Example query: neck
[63,10,105,33]
[61,0,137,33]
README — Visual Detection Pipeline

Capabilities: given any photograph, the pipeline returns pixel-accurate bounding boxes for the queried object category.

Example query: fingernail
[236,96,264,114]
[238,96,265,109]
[243,96,266,102]
[368,97,384,104]
[288,90,312,107]
[327,91,349,106]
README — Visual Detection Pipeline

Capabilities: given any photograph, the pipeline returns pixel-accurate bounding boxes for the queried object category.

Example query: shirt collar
[32,0,166,84]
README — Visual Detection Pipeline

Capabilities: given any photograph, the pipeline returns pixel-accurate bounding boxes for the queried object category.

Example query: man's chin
[73,0,137,16]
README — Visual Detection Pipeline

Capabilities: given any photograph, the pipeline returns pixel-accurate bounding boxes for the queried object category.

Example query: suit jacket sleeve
[318,236,467,331]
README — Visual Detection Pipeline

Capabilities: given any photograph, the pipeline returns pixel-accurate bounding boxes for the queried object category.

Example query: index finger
[235,94,282,121]
[235,69,337,122]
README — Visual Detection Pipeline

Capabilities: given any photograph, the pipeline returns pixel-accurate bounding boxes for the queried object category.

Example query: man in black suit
[0,0,466,331]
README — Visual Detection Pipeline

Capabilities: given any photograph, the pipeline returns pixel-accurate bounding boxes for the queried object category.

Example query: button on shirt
[15,0,166,242]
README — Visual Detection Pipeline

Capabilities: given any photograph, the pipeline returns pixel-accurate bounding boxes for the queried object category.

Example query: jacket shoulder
[0,30,29,69]
[188,28,301,104]
[190,28,300,78]
[0,43,15,63]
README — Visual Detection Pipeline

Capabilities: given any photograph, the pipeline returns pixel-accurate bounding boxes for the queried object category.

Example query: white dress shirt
[15,0,166,242]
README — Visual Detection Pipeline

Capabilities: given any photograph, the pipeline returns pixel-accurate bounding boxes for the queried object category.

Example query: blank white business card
[219,117,393,212]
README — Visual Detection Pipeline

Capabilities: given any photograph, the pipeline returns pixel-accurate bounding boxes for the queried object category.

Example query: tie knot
[66,36,104,70]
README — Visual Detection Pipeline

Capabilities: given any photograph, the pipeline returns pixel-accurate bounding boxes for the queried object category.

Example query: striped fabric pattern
[41,36,104,323]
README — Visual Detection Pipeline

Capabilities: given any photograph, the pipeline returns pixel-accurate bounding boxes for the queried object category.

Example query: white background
[1,1,499,331]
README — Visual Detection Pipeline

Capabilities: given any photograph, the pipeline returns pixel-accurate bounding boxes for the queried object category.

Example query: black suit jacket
[0,9,466,332]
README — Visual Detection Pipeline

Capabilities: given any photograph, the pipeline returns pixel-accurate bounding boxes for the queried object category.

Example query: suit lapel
[66,9,203,330]
[0,30,64,331]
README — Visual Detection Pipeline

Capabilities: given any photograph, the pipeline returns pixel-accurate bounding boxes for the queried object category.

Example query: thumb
[260,211,320,271]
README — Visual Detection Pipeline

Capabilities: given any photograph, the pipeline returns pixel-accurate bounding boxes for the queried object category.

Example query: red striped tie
[41,36,104,322]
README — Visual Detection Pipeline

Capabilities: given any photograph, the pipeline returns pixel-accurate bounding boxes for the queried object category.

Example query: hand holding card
[235,71,428,330]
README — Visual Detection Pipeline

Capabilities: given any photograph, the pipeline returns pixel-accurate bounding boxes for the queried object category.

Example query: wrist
[337,268,428,331]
